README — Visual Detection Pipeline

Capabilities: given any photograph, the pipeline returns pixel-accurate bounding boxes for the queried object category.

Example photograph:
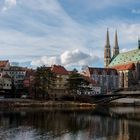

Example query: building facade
[49,65,69,98]
[0,74,12,91]
[82,76,101,95]
[104,30,140,88]
[82,67,118,93]
[5,66,26,90]
[0,60,10,72]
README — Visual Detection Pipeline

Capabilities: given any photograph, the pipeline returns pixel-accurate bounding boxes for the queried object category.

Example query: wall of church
[136,62,140,83]
[118,64,140,89]
[91,72,118,93]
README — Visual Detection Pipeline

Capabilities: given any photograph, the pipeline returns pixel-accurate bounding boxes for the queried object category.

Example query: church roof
[109,49,140,67]
[111,63,135,71]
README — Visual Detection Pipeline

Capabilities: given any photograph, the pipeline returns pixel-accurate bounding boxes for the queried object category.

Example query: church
[104,29,140,88]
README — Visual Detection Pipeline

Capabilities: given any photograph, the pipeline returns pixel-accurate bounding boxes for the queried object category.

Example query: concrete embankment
[0,99,96,109]
[109,98,140,106]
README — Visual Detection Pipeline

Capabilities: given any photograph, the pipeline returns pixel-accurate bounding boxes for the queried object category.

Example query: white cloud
[2,0,16,11]
[120,48,131,53]
[61,49,89,65]
[31,56,61,66]
[31,49,100,68]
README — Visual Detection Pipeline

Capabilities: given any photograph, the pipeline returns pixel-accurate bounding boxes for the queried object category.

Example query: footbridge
[77,90,140,104]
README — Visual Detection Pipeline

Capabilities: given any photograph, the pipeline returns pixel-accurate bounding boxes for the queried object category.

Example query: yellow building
[49,65,69,98]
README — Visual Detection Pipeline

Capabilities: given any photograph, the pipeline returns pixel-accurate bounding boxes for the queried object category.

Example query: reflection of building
[82,66,118,93]
[104,29,140,88]
[49,65,69,98]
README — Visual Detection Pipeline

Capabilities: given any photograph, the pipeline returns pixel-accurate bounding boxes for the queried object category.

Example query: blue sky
[0,0,140,69]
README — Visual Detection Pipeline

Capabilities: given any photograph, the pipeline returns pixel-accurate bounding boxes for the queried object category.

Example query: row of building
[0,60,118,97]
[0,60,27,91]
[0,30,139,97]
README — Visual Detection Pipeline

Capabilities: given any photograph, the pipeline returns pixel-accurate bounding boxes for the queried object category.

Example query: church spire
[106,28,110,46]
[115,30,119,48]
[113,30,119,57]
[104,28,111,67]
[138,36,140,49]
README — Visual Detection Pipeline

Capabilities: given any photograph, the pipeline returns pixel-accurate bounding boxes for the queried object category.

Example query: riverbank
[1,98,140,109]
[0,99,96,109]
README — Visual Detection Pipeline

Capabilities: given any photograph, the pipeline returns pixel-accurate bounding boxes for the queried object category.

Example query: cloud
[0,0,139,69]
[31,49,100,68]
[2,0,16,11]
[120,48,131,53]
[61,49,89,65]
[31,56,61,67]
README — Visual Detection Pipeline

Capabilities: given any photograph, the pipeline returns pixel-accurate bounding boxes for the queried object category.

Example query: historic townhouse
[49,65,69,98]
[0,60,10,72]
[5,66,26,90]
[0,74,12,91]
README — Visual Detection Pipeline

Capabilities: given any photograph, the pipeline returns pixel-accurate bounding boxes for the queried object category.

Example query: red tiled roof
[51,65,69,75]
[0,60,9,67]
[111,63,135,71]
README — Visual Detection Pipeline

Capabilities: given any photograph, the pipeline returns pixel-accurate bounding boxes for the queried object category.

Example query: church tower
[104,29,111,67]
[113,30,119,57]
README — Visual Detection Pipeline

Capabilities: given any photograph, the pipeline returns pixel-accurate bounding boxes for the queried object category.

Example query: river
[0,106,140,140]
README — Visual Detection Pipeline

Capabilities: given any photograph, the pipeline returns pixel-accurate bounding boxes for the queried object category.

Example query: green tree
[67,72,90,100]
[34,66,55,99]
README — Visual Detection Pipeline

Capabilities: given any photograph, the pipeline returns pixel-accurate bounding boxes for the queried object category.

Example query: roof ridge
[120,48,139,54]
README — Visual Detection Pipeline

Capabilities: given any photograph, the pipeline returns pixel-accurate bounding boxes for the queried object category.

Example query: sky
[0,0,140,69]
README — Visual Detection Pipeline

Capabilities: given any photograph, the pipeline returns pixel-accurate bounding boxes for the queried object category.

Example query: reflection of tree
[128,123,140,140]
[0,109,140,140]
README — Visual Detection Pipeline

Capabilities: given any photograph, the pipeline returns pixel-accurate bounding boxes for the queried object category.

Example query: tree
[67,72,90,100]
[34,66,55,99]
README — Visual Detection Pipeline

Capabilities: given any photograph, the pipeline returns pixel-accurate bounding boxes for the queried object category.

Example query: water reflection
[0,107,140,140]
